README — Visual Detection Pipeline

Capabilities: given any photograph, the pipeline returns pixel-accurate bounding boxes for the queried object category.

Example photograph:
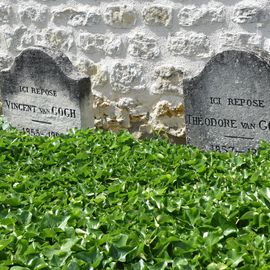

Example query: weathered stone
[219,32,263,51]
[232,2,269,24]
[79,33,105,53]
[263,38,270,52]
[151,65,183,94]
[0,4,12,24]
[53,8,81,25]
[150,100,185,137]
[45,29,74,52]
[3,26,27,52]
[129,111,148,124]
[142,5,172,27]
[103,5,136,28]
[75,59,108,87]
[79,33,122,56]
[117,97,137,109]
[110,62,145,93]
[168,31,211,58]
[84,11,101,26]
[0,29,6,51]
[178,5,201,27]
[53,8,101,27]
[0,54,13,70]
[103,36,122,56]
[90,65,108,87]
[0,47,93,136]
[178,2,225,26]
[204,2,225,23]
[19,5,48,25]
[19,30,35,49]
[93,94,129,131]
[128,33,160,59]
[184,50,270,153]
[93,94,111,124]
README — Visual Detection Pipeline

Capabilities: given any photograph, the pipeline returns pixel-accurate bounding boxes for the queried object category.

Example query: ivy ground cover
[1,128,270,269]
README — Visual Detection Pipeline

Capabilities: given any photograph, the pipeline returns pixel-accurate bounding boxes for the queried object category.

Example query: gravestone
[184,50,270,153]
[0,46,93,136]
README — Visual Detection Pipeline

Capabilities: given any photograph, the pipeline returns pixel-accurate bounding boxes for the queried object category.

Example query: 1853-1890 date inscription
[22,128,60,137]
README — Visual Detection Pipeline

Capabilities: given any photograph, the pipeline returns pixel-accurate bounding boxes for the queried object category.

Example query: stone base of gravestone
[184,50,270,153]
[0,46,93,136]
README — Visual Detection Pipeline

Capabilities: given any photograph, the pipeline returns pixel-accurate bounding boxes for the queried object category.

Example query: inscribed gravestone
[184,50,270,153]
[0,46,93,136]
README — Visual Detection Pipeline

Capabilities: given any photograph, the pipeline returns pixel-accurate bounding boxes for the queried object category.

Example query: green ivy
[1,128,270,269]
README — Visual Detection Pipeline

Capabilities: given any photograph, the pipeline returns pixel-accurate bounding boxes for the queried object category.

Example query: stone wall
[0,0,269,141]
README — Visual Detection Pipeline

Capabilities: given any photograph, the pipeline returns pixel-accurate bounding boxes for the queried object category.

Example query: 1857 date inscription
[209,144,257,154]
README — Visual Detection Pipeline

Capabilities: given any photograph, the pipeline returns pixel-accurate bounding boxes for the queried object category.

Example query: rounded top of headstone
[185,50,270,90]
[208,49,270,66]
[3,46,88,81]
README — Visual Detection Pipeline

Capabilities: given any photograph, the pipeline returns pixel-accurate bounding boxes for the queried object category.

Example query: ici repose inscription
[0,47,93,136]
[184,50,270,153]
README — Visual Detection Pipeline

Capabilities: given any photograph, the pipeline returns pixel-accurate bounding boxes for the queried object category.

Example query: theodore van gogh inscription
[184,50,270,153]
[0,47,93,136]
[186,115,238,129]
[187,114,270,131]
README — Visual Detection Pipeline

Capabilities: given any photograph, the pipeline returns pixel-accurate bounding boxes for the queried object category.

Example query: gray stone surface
[0,46,93,136]
[184,50,270,153]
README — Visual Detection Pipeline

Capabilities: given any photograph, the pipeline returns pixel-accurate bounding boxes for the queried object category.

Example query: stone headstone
[184,50,270,153]
[0,46,93,136]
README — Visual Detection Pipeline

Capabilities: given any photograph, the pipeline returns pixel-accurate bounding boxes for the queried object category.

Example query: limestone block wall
[0,0,269,141]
